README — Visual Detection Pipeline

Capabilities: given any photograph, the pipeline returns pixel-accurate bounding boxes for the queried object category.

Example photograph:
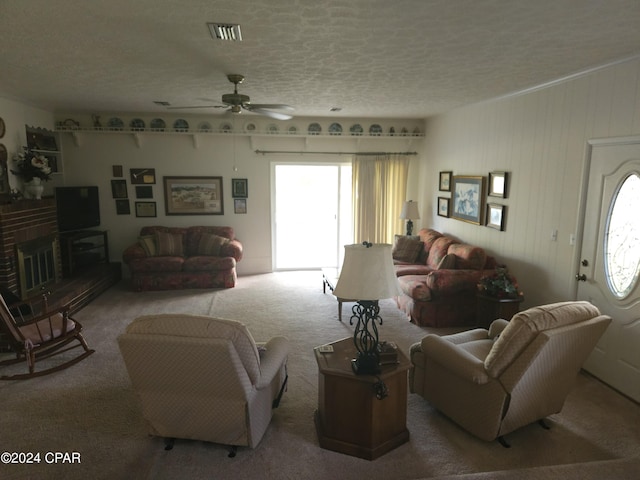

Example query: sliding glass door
[272,163,352,270]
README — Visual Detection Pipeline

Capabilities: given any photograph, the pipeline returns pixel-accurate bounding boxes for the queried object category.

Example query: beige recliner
[409,301,611,445]
[118,314,289,453]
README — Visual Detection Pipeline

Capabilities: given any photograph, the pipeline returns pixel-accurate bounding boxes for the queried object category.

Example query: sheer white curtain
[352,154,409,244]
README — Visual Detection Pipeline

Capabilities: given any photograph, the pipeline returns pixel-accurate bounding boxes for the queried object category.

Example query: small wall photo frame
[135,201,157,217]
[451,175,486,225]
[115,199,130,215]
[439,171,452,192]
[232,178,248,198]
[112,165,123,177]
[488,171,508,198]
[486,203,506,231]
[437,197,450,217]
[111,179,128,199]
[136,185,153,199]
[234,198,247,214]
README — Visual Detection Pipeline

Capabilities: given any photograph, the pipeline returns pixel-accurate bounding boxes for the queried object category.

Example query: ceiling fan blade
[249,104,294,112]
[244,105,293,120]
[166,105,227,110]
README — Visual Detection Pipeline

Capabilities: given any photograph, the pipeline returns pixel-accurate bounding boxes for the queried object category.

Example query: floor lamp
[333,242,402,375]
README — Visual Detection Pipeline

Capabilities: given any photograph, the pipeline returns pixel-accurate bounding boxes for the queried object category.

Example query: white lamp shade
[333,243,402,301]
[400,201,420,220]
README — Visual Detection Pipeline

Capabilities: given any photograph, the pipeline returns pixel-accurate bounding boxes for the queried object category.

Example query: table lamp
[400,200,420,236]
[333,242,402,374]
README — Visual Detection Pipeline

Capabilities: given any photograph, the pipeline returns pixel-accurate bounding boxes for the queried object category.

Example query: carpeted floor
[1,271,638,480]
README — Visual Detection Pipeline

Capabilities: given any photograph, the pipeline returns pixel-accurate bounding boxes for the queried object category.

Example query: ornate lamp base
[351,352,380,375]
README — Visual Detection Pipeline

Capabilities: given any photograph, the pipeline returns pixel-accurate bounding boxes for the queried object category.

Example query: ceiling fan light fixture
[208,23,243,41]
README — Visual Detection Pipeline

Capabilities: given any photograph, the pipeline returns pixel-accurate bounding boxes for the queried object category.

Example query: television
[55,186,101,232]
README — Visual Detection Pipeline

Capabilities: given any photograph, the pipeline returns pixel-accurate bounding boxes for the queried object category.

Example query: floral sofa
[392,228,498,328]
[122,226,243,291]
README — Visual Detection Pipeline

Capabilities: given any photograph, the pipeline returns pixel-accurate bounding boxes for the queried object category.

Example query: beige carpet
[1,271,638,480]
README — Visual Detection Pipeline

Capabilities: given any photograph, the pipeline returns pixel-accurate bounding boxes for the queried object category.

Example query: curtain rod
[254,150,417,156]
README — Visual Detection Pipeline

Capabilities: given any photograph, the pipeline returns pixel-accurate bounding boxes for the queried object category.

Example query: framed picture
[115,199,130,215]
[136,185,153,199]
[234,198,247,214]
[439,171,452,191]
[437,197,450,217]
[232,178,248,198]
[486,203,506,231]
[111,179,128,198]
[112,165,123,177]
[451,175,486,225]
[135,201,157,217]
[488,171,508,198]
[0,144,10,203]
[130,168,156,184]
[163,176,224,215]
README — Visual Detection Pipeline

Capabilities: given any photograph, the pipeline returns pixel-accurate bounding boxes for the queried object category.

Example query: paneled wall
[420,57,640,308]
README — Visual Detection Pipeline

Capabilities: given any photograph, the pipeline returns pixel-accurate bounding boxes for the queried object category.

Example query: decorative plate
[197,121,212,132]
[150,118,166,131]
[350,124,363,135]
[287,125,298,134]
[267,124,279,134]
[219,122,233,133]
[129,118,145,130]
[107,117,124,130]
[328,123,343,135]
[173,119,189,131]
[244,122,257,133]
[400,127,409,136]
[308,123,322,135]
[0,117,5,139]
[369,124,382,135]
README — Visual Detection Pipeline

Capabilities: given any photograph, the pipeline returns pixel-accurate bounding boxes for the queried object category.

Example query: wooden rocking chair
[0,291,94,380]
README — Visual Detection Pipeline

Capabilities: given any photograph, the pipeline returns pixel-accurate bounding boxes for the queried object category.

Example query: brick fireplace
[0,199,62,299]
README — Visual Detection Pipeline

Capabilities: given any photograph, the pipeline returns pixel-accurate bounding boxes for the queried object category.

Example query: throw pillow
[392,236,423,263]
[196,233,229,256]
[155,231,184,256]
[138,235,157,256]
[436,253,457,270]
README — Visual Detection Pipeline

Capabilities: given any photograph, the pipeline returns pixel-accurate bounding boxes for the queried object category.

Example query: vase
[23,178,44,200]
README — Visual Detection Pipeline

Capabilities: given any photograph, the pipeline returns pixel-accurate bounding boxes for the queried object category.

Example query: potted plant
[477,266,522,299]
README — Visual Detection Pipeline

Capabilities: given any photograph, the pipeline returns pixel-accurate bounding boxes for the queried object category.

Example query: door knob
[575,274,587,282]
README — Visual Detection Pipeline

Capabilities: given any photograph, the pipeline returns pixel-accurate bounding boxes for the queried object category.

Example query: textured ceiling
[1,0,640,119]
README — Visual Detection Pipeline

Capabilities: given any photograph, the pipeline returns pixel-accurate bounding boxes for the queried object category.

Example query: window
[605,173,640,298]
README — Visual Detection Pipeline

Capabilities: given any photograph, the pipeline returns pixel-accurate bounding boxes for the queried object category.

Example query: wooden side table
[476,293,524,329]
[314,337,410,460]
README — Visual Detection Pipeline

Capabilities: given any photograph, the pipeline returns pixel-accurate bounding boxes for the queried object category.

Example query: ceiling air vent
[208,23,242,41]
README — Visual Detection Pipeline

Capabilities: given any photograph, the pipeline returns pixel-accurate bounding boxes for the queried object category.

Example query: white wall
[419,57,640,308]
[54,115,424,275]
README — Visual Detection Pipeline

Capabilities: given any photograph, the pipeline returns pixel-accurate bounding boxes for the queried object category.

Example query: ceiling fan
[168,74,294,120]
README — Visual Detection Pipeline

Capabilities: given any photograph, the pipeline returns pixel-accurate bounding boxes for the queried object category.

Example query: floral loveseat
[392,228,498,328]
[122,226,243,291]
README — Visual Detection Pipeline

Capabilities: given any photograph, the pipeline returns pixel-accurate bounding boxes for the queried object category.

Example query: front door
[577,137,640,402]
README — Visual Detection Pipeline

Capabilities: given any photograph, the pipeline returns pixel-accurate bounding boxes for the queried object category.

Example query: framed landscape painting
[163,176,224,215]
[451,175,486,225]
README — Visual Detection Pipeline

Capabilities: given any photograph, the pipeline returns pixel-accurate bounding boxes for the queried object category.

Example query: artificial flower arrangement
[477,266,522,299]
[11,146,52,182]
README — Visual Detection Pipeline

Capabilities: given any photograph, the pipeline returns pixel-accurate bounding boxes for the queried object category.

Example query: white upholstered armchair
[117,314,289,454]
[409,301,611,446]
